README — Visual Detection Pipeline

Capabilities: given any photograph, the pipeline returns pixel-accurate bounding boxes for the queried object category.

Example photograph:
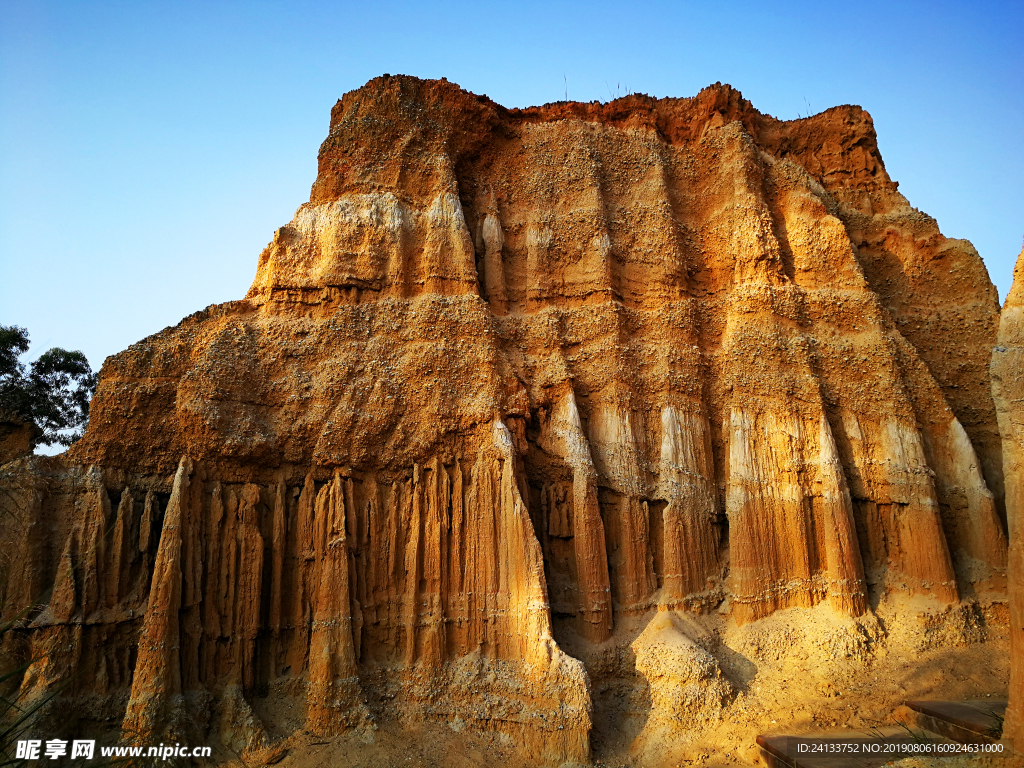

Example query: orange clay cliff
[0,76,1019,766]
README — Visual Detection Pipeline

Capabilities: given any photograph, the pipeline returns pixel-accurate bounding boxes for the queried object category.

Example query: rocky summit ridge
[0,76,1020,765]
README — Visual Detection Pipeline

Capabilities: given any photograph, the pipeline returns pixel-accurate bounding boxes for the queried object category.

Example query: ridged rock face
[0,76,1012,763]
[991,241,1024,748]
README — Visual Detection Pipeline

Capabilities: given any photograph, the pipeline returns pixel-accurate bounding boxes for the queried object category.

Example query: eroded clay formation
[0,76,1016,764]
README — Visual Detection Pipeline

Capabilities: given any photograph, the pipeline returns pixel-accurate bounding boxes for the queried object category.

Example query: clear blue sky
[2,0,1022,375]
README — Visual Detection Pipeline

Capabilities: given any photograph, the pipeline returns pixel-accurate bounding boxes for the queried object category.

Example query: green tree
[0,326,98,449]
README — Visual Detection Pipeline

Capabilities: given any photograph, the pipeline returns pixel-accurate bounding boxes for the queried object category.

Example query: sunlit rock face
[991,241,1024,749]
[0,76,1011,764]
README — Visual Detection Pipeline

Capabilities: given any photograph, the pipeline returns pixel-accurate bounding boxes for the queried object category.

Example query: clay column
[991,240,1024,750]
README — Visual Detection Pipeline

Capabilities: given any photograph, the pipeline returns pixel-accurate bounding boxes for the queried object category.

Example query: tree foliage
[0,326,98,449]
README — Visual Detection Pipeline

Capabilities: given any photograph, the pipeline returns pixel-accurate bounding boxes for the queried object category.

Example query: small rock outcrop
[0,409,36,465]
